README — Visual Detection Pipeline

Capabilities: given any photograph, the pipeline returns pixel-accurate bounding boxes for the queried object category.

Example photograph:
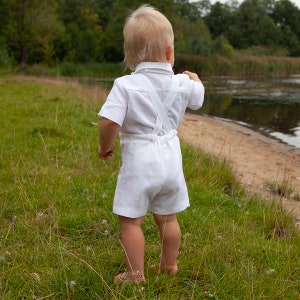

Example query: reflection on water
[197,75,300,149]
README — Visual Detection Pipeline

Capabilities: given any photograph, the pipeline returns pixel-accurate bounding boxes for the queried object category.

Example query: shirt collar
[133,62,174,75]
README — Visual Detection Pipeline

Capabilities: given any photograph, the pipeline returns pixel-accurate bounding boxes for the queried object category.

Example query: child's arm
[183,70,205,110]
[183,70,202,83]
[98,118,120,160]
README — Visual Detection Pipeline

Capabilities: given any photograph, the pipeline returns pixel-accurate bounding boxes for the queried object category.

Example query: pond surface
[197,75,300,149]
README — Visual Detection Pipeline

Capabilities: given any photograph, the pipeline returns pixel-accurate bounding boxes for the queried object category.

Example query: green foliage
[237,45,289,56]
[1,0,300,67]
[211,35,235,57]
[204,0,300,56]
[56,0,104,63]
[2,0,63,69]
[0,49,14,67]
[0,76,300,299]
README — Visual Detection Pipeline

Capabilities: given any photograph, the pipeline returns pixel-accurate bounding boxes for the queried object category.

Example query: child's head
[123,5,174,70]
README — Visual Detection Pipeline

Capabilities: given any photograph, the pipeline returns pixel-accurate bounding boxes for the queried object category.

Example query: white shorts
[113,130,190,218]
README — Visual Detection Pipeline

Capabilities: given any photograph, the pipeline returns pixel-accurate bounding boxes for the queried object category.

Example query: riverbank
[179,113,300,228]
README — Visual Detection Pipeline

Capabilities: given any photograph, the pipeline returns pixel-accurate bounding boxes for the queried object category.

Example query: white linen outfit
[99,62,204,218]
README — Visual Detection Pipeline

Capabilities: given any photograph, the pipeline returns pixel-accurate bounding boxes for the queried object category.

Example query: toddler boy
[98,4,205,284]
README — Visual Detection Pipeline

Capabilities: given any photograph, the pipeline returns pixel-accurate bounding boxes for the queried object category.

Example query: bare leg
[153,213,180,274]
[115,215,146,283]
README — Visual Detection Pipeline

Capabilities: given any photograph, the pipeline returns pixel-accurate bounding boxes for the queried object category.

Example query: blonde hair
[123,5,174,70]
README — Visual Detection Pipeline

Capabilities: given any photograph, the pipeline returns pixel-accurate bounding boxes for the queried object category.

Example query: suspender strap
[141,75,179,133]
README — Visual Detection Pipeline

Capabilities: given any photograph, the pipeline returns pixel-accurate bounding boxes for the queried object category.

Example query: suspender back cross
[141,74,179,134]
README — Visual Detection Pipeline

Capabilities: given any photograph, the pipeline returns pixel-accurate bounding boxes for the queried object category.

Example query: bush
[0,49,14,68]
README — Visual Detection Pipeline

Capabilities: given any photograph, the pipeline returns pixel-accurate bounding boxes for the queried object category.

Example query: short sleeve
[98,78,128,126]
[187,79,205,110]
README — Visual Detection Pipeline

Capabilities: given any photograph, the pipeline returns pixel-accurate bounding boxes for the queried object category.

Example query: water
[197,75,300,149]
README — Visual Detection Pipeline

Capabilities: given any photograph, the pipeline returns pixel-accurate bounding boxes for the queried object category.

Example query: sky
[291,0,300,6]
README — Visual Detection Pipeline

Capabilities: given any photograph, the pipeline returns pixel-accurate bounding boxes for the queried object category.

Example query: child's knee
[153,213,177,225]
[118,215,145,228]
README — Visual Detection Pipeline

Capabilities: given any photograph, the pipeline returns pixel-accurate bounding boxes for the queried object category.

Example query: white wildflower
[32,273,40,282]
[205,291,215,298]
[182,232,192,239]
[265,268,275,275]
[101,219,108,225]
[37,212,44,218]
[69,280,77,289]
[104,230,109,235]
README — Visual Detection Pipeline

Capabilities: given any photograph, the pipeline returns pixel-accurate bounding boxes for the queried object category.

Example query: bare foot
[150,263,179,275]
[114,271,146,284]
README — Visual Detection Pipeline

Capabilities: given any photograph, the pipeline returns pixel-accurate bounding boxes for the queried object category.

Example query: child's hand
[98,145,114,160]
[98,118,120,161]
[183,70,202,83]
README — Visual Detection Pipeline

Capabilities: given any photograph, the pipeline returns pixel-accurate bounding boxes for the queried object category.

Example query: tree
[257,15,282,46]
[272,0,300,38]
[101,0,177,62]
[229,0,279,48]
[56,0,103,62]
[174,15,212,55]
[193,0,212,17]
[3,0,63,69]
[271,0,300,55]
[205,2,233,39]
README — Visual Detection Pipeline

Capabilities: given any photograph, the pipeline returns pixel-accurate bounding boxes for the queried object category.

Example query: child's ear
[166,45,174,61]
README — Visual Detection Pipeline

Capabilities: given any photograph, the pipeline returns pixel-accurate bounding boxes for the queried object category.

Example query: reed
[175,54,300,76]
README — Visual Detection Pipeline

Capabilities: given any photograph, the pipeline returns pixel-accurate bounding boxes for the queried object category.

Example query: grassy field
[0,75,299,299]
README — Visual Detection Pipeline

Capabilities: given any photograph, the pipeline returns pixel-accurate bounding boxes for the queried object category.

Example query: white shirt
[99,62,204,135]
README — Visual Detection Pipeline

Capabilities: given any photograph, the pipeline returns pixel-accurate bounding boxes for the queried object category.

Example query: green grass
[1,75,299,299]
[25,62,129,78]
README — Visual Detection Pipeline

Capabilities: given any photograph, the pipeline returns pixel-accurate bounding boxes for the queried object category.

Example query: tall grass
[22,53,300,80]
[1,75,299,299]
[175,54,300,76]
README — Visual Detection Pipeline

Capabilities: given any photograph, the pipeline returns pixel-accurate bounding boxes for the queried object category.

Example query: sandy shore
[178,113,300,227]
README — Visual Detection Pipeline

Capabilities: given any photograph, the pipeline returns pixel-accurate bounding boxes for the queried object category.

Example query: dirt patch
[178,114,300,228]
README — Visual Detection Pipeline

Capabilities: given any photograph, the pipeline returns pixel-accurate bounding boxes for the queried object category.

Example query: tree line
[0,0,300,69]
